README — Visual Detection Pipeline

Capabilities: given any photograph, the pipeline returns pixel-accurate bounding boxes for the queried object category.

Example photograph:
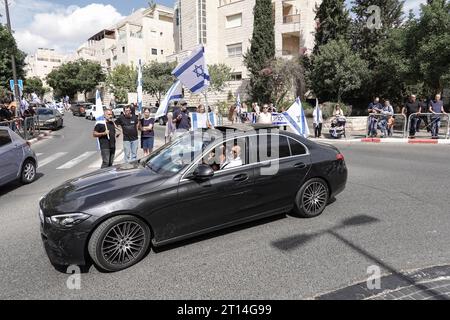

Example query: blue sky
[0,0,425,54]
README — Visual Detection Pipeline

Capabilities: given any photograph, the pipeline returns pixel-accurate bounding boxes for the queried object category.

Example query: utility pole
[4,0,21,118]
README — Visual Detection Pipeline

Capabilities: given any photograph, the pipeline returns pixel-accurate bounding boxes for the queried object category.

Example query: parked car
[55,103,65,115]
[39,124,347,272]
[157,106,198,125]
[85,105,106,120]
[71,103,91,117]
[111,104,128,118]
[36,108,64,130]
[0,127,38,187]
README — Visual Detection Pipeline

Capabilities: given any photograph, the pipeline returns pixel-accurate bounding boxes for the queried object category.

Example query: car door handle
[233,174,248,182]
[294,162,307,169]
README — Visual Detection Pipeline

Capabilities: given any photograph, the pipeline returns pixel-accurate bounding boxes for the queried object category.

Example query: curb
[313,137,450,144]
[27,130,53,145]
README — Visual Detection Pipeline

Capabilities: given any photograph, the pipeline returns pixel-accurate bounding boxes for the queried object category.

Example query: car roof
[215,124,282,132]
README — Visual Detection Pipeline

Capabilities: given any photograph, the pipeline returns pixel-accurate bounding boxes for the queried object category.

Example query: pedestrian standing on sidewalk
[429,94,446,139]
[313,103,324,138]
[93,109,120,168]
[115,105,139,162]
[402,94,421,139]
[367,98,382,137]
[379,100,394,138]
[173,100,191,134]
[417,96,430,133]
[139,108,155,156]
[257,104,273,124]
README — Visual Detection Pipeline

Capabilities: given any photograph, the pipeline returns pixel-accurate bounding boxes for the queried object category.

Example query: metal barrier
[407,113,449,139]
[0,116,40,140]
[366,113,407,138]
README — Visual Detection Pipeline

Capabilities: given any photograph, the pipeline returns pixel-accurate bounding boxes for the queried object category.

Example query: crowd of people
[368,94,447,139]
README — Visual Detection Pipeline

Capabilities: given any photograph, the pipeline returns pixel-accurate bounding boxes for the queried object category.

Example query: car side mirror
[192,164,214,180]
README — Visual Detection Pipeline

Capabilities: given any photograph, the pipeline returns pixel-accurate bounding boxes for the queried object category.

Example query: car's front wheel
[21,159,36,184]
[88,215,151,272]
[294,178,329,218]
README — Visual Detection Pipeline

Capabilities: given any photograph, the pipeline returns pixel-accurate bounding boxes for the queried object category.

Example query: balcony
[283,14,300,24]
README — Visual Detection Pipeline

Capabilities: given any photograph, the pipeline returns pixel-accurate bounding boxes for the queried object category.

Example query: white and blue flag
[283,97,310,138]
[236,94,241,113]
[172,46,210,94]
[94,89,105,123]
[155,80,183,119]
[190,112,217,130]
[137,59,143,114]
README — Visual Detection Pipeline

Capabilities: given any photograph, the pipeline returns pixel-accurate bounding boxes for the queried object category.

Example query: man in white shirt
[220,145,243,170]
[313,103,324,138]
[257,104,273,124]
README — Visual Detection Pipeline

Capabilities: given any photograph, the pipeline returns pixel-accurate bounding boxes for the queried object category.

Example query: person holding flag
[92,90,120,168]
[282,97,310,138]
[313,99,323,138]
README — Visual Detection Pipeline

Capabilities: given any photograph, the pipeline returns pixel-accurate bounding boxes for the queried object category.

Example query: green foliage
[46,59,105,99]
[23,77,46,98]
[243,0,275,103]
[216,101,230,116]
[142,61,176,102]
[309,40,369,102]
[0,24,26,91]
[106,64,137,103]
[314,0,351,53]
[208,63,232,93]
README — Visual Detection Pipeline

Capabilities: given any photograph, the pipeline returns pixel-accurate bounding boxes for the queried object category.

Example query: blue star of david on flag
[172,46,210,94]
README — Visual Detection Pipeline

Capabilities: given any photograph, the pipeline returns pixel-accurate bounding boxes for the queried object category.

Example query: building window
[152,48,158,55]
[230,72,242,81]
[226,13,242,28]
[161,50,164,55]
[227,43,242,57]
[122,47,126,53]
[197,0,207,44]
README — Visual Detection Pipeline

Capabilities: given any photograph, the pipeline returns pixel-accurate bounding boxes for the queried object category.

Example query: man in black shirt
[416,97,430,133]
[173,100,191,131]
[402,94,421,138]
[93,109,120,168]
[115,105,139,163]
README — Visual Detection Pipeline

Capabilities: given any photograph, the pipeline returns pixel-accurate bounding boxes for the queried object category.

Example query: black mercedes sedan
[39,124,347,272]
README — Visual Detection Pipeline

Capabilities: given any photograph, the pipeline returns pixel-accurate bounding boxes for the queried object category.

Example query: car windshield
[38,109,54,115]
[143,130,220,175]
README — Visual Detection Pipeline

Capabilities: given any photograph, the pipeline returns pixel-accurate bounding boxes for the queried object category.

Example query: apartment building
[73,4,175,72]
[171,0,321,83]
[24,48,65,82]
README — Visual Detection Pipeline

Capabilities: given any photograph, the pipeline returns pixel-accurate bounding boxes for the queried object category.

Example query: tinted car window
[257,134,290,162]
[289,138,307,156]
[38,109,54,115]
[0,130,12,147]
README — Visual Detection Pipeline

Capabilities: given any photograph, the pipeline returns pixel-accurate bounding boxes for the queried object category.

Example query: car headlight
[49,213,91,228]
[45,119,56,123]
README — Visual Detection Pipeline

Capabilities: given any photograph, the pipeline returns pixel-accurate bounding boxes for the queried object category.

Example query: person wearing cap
[173,100,191,131]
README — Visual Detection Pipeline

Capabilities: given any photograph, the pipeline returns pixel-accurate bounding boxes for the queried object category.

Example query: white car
[112,104,127,118]
[56,103,65,115]
[86,105,106,121]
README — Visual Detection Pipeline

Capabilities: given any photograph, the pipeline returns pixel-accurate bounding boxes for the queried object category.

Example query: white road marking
[56,151,96,170]
[36,153,43,157]
[38,152,67,167]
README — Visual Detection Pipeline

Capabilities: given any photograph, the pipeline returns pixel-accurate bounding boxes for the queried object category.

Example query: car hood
[41,162,168,215]
[38,114,56,120]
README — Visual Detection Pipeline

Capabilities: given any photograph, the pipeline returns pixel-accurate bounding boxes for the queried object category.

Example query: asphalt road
[1,115,450,299]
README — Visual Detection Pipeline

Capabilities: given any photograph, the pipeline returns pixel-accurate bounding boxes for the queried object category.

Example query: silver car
[0,127,38,187]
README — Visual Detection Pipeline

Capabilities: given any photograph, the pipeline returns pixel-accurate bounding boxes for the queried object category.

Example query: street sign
[18,79,23,92]
[9,79,14,92]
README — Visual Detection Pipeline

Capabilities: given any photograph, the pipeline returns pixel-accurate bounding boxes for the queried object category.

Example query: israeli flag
[283,97,310,138]
[191,112,217,130]
[155,80,182,119]
[236,94,241,113]
[137,59,143,114]
[172,46,210,94]
[94,90,105,123]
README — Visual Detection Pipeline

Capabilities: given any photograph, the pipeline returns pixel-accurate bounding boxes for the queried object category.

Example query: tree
[407,0,450,93]
[77,59,105,100]
[243,0,275,103]
[106,64,137,103]
[23,77,47,98]
[313,0,351,53]
[142,61,176,103]
[261,58,305,107]
[0,24,26,91]
[308,40,369,102]
[207,63,232,93]
[46,59,105,99]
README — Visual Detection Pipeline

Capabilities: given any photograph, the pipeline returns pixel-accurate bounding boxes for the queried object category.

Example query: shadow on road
[0,173,44,197]
[272,214,449,300]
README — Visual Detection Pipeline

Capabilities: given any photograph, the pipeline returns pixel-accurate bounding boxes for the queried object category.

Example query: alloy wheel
[302,181,328,216]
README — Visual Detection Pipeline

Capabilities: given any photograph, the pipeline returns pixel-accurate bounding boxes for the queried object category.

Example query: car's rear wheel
[294,178,329,218]
[88,215,151,272]
[21,159,36,184]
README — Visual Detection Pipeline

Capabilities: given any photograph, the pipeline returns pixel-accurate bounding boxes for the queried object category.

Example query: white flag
[155,80,183,119]
[94,90,105,124]
[282,97,310,138]
[172,46,210,94]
